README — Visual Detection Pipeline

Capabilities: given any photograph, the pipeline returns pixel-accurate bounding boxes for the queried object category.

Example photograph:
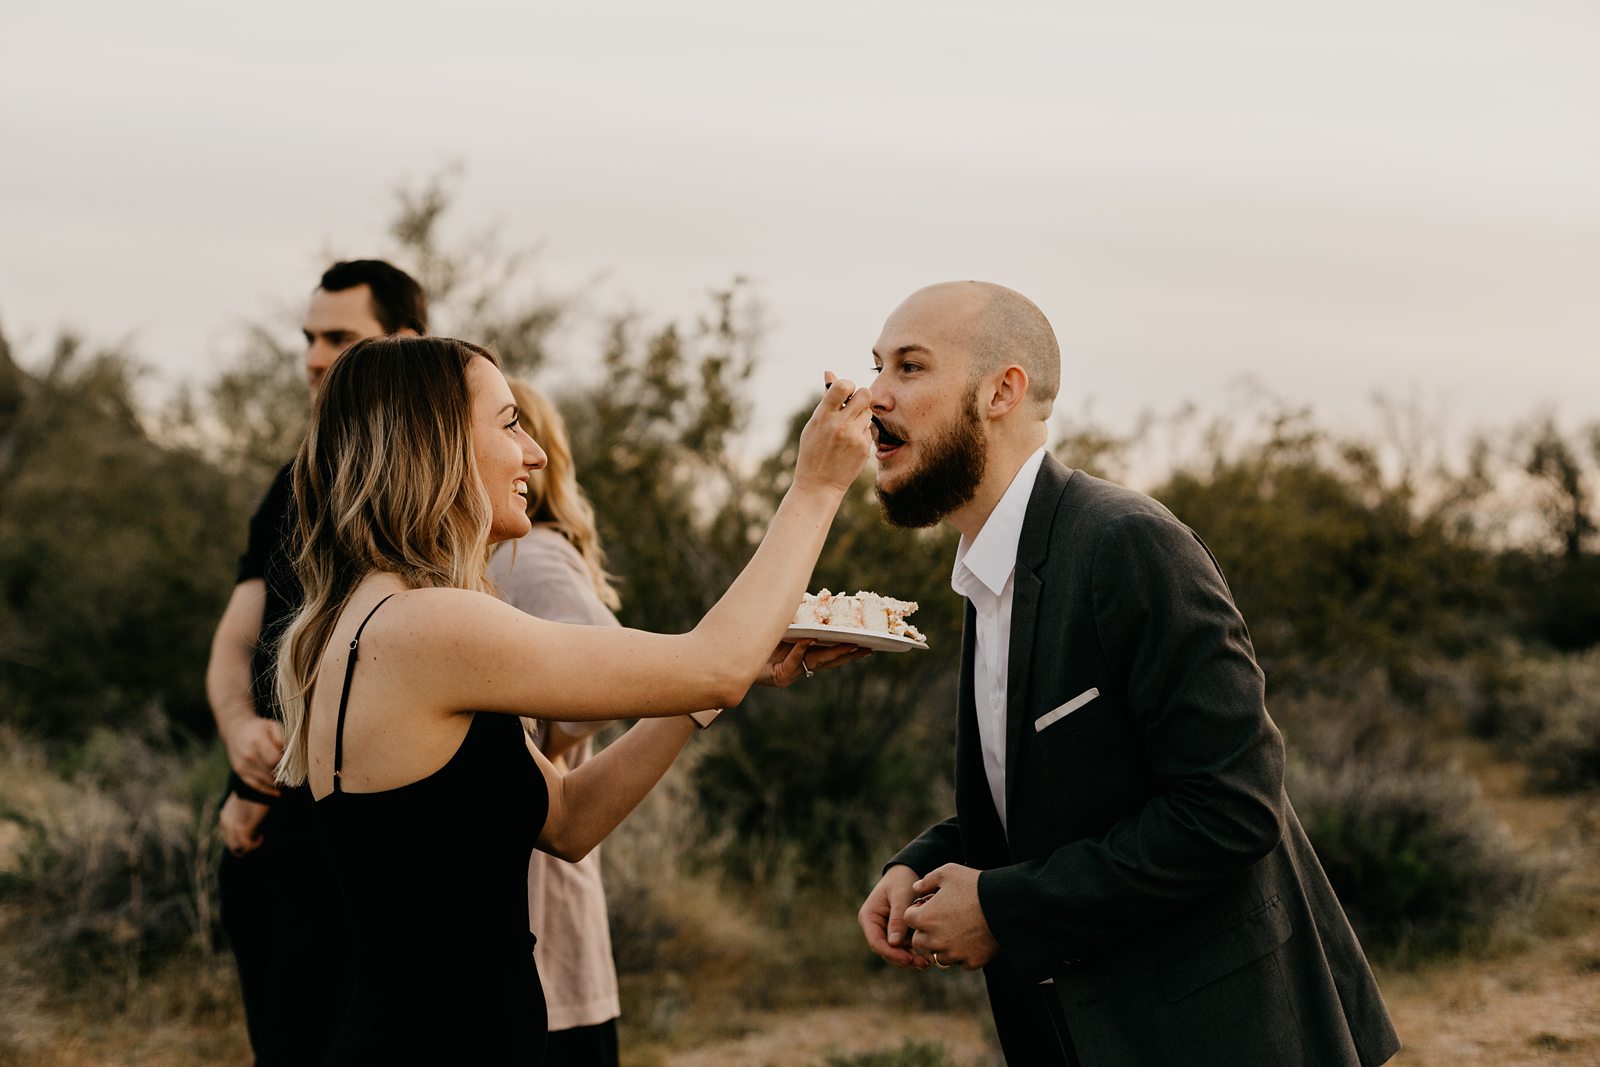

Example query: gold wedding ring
[931,951,952,969]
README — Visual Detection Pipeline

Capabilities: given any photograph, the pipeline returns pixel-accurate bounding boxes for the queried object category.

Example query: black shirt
[229,462,305,804]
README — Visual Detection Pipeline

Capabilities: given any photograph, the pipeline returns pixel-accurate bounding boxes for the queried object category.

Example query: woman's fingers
[795,381,873,493]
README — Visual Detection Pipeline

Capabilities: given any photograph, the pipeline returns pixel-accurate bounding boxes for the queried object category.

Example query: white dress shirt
[949,446,1048,836]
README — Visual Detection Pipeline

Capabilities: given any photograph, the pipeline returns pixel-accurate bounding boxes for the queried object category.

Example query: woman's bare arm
[530,715,698,861]
[398,380,873,722]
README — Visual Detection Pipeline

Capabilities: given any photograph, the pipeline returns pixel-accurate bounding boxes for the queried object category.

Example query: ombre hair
[274,336,498,786]
[506,379,622,612]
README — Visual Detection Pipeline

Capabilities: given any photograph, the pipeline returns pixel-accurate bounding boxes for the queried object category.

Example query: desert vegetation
[2,182,1597,1064]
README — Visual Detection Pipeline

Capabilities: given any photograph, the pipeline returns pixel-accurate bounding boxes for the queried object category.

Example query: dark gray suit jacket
[892,457,1400,1066]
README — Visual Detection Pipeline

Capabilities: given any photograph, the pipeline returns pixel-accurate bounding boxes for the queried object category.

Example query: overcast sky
[3,0,1596,457]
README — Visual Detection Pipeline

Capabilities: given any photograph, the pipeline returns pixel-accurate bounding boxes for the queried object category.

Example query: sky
[3,0,1596,459]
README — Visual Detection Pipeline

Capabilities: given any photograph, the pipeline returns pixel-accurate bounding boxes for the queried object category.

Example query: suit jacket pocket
[1158,895,1292,1003]
[1034,688,1101,734]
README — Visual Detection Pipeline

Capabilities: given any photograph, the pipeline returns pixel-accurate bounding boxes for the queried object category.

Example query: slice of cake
[793,589,925,644]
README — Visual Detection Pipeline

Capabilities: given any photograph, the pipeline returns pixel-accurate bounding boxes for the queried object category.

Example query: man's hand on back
[220,793,272,856]
[225,716,285,796]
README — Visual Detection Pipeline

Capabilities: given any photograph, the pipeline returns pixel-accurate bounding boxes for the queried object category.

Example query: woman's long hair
[506,379,622,611]
[274,336,499,786]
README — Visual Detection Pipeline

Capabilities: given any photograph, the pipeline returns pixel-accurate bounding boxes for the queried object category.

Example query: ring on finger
[931,951,952,969]
[800,657,814,678]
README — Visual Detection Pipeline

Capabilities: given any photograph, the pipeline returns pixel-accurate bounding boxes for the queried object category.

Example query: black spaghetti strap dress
[314,595,550,1064]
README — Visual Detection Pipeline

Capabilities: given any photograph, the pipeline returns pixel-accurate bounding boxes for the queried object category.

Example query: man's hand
[759,639,873,688]
[903,864,1000,971]
[859,864,931,971]
[224,717,285,796]
[219,793,271,856]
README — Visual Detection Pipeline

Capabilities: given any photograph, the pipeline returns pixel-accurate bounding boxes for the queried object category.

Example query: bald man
[856,282,1398,1066]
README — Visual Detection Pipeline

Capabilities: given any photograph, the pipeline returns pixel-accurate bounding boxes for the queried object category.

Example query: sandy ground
[659,1007,996,1066]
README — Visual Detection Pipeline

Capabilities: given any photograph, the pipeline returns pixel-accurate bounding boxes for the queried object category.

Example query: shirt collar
[951,447,1049,600]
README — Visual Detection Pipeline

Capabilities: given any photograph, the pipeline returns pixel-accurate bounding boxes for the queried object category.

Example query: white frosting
[793,589,923,642]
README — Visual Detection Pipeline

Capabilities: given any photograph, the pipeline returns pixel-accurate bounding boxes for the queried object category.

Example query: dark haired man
[209,260,425,1065]
[856,282,1398,1065]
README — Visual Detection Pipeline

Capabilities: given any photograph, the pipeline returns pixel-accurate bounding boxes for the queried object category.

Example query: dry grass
[3,739,1595,1067]
[1379,741,1600,1067]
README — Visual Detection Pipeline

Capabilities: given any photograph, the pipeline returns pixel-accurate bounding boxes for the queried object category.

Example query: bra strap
[331,593,399,794]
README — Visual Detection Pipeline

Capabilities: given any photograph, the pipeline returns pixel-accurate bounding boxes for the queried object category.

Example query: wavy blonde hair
[274,336,499,786]
[507,379,621,611]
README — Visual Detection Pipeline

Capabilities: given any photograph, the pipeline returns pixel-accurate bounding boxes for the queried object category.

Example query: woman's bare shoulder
[375,586,532,648]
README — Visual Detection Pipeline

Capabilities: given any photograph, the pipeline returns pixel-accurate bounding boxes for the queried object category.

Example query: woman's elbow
[702,658,752,712]
[714,677,752,712]
[538,832,593,864]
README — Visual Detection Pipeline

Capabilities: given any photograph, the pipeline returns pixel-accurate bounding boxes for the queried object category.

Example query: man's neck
[946,432,1046,541]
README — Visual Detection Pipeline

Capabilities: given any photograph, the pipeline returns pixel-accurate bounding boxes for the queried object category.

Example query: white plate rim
[784,623,928,652]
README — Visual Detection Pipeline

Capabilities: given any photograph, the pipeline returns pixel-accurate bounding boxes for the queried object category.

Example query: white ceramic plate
[784,623,928,653]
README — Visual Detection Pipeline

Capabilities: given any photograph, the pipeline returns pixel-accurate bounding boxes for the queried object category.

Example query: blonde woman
[274,336,870,1064]
[486,380,625,1066]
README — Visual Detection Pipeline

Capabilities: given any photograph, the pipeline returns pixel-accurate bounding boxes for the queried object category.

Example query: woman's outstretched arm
[400,378,874,722]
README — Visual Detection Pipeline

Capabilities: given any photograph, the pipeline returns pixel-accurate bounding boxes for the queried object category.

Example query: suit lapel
[1003,566,1042,822]
[1003,456,1075,822]
[956,600,979,766]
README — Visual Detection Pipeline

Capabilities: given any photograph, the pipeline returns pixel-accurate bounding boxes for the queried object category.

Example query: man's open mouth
[872,417,907,459]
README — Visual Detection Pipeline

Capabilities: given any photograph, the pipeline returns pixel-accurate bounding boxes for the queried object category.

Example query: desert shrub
[602,745,788,1036]
[1271,680,1543,960]
[1151,408,1503,693]
[0,725,228,989]
[1286,737,1539,960]
[0,336,246,739]
[817,1038,961,1067]
[1494,650,1600,790]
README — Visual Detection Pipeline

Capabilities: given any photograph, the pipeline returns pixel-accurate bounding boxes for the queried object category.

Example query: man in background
[209,260,426,1065]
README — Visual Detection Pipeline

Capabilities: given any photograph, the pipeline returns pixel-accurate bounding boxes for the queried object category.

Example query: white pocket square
[1034,688,1100,732]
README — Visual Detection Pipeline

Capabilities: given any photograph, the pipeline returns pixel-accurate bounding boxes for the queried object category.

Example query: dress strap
[332,593,399,794]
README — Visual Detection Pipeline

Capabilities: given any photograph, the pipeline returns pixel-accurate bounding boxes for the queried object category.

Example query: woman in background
[486,380,627,1067]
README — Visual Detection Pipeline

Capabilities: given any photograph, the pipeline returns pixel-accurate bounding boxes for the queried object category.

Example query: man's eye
[903,363,922,373]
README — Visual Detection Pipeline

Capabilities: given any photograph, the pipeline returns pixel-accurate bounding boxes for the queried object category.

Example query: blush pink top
[489,526,622,1032]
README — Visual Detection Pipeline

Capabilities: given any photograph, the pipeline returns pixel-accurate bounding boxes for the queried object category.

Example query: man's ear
[985,365,1030,420]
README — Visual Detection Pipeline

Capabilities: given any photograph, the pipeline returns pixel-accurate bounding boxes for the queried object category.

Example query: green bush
[1150,410,1504,692]
[0,337,247,739]
[1287,738,1539,960]
[1495,650,1600,790]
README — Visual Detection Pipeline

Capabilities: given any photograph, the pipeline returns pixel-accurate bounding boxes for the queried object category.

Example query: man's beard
[876,389,987,529]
